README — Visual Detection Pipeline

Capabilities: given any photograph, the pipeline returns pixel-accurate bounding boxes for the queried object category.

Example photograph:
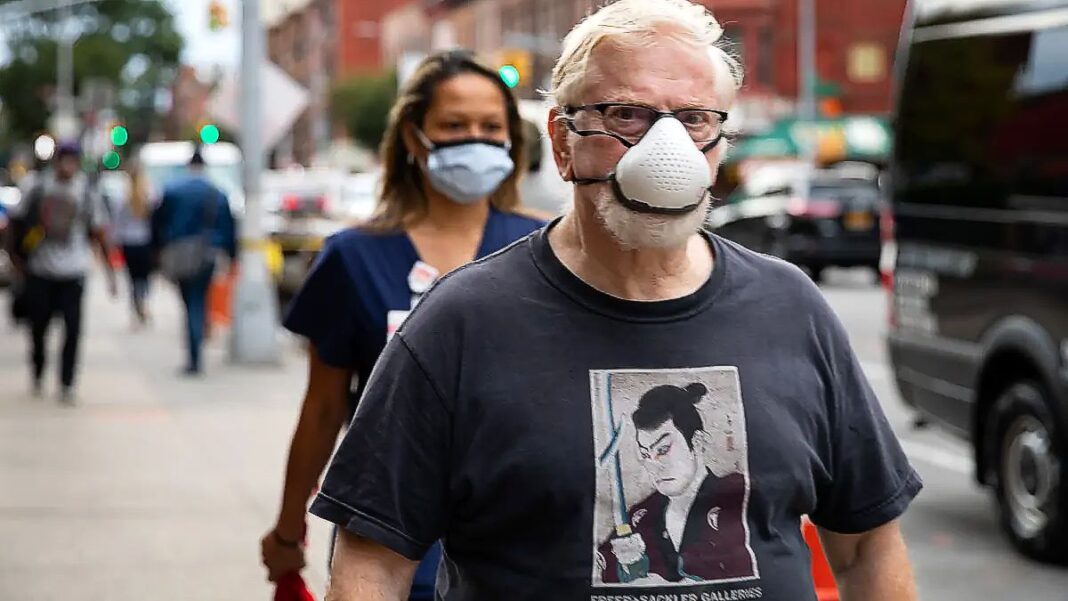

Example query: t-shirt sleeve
[282,241,362,368]
[809,309,923,534]
[308,334,451,560]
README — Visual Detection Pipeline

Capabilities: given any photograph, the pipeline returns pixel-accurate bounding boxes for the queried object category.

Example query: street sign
[207,62,310,151]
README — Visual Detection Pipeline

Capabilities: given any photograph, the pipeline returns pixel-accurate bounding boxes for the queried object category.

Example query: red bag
[274,572,315,601]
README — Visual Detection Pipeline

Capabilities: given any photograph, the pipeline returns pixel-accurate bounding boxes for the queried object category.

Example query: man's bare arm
[325,530,419,601]
[819,520,918,601]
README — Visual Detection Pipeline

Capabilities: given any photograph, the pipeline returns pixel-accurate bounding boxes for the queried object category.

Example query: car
[886,0,1068,563]
[708,164,883,281]
[266,169,379,302]
[518,99,574,216]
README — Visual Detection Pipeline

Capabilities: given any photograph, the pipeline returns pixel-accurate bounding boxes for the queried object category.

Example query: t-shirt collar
[529,217,727,323]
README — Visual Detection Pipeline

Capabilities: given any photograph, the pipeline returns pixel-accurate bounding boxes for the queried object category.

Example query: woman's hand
[260,527,307,582]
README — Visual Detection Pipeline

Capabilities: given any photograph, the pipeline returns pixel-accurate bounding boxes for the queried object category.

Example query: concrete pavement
[0,273,333,600]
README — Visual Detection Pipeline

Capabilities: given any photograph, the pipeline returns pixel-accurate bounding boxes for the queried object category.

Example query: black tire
[990,380,1068,564]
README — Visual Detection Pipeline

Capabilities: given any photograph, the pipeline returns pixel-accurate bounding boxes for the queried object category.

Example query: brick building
[267,0,336,165]
[384,0,905,131]
[336,0,412,75]
[165,65,214,141]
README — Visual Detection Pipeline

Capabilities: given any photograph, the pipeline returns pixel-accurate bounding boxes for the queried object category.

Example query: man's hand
[819,520,917,601]
[610,533,647,567]
[260,528,306,583]
[326,530,417,601]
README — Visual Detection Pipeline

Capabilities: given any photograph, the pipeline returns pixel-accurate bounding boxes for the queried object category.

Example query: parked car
[886,0,1068,563]
[266,169,378,302]
[518,99,574,216]
[709,164,883,281]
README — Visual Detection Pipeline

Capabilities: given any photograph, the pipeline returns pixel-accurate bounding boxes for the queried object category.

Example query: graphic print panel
[591,366,758,587]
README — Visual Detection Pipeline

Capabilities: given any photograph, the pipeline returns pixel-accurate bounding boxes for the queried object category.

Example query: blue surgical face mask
[415,129,515,204]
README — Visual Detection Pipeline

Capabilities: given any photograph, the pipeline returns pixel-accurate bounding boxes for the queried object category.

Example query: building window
[757,26,773,88]
[848,42,887,83]
[354,20,377,39]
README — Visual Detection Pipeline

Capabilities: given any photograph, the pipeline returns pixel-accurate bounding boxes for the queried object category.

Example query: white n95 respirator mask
[573,118,714,215]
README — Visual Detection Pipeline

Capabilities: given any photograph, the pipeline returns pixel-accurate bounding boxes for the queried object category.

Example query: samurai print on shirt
[591,366,760,592]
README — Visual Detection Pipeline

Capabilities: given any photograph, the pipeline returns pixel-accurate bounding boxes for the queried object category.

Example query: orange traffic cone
[803,518,840,601]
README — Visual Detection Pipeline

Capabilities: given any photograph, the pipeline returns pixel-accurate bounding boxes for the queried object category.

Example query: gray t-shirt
[13,171,107,279]
[311,224,921,600]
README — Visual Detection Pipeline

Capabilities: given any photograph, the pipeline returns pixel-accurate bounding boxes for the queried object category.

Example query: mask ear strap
[413,127,434,151]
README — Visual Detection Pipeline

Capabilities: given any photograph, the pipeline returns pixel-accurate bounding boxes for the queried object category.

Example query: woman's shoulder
[495,206,552,231]
[325,223,406,252]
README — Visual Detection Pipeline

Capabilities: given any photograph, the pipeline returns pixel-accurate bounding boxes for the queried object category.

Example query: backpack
[158,195,218,282]
[11,179,90,259]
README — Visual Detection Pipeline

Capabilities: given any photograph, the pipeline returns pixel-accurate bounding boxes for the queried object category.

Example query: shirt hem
[309,492,430,561]
[812,469,924,534]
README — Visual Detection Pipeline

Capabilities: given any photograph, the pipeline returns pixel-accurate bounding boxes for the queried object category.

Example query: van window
[895,23,1068,212]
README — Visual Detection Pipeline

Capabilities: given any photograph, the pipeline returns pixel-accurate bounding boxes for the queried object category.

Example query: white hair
[550,0,744,108]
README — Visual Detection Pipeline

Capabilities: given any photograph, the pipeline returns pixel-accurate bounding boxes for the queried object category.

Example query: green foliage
[331,71,397,152]
[0,0,184,145]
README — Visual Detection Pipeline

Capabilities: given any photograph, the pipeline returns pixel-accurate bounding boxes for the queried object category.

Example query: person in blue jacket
[151,148,237,375]
[259,50,548,599]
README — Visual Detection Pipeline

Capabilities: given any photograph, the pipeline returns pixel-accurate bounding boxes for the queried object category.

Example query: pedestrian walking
[311,1,922,600]
[151,147,237,376]
[259,50,546,600]
[106,158,156,327]
[5,142,117,404]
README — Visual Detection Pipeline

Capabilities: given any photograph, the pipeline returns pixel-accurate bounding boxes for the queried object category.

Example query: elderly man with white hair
[312,1,921,599]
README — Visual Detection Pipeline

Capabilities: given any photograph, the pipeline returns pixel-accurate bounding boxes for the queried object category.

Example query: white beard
[591,186,711,250]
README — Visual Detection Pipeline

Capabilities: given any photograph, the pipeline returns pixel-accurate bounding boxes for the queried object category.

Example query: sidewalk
[0,273,333,600]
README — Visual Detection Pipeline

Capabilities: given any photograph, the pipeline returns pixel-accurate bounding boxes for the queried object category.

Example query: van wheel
[991,381,1068,564]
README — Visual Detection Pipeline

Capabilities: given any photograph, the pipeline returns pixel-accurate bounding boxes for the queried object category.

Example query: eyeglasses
[563,103,729,151]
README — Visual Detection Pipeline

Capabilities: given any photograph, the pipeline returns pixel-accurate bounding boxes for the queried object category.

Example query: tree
[0,0,183,145]
[331,71,397,152]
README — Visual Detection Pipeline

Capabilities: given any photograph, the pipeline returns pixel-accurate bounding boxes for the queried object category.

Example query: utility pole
[798,0,817,123]
[231,0,280,364]
[54,0,78,140]
[797,0,818,189]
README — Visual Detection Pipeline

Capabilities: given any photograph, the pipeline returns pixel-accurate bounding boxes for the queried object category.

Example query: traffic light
[499,65,520,89]
[102,150,121,170]
[496,49,532,89]
[110,125,129,147]
[208,1,229,31]
[199,124,221,145]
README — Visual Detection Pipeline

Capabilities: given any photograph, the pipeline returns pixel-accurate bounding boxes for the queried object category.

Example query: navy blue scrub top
[284,208,545,404]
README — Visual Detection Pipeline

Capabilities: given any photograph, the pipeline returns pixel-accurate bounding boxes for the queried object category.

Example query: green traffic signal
[102,150,121,170]
[200,124,221,145]
[110,125,129,147]
[499,65,520,89]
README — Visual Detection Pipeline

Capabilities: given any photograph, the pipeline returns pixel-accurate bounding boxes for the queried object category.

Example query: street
[1,268,1067,600]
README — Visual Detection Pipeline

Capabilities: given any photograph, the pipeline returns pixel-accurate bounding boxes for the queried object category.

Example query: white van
[138,141,244,213]
[518,100,572,215]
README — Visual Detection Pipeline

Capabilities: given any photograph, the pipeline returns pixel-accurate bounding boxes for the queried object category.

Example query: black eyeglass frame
[562,103,729,152]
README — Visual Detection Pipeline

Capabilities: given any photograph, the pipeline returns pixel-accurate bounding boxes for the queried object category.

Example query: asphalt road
[818,269,1068,601]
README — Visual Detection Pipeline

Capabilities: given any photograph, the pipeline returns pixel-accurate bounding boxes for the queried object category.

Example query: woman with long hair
[259,50,547,599]
[110,157,155,326]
